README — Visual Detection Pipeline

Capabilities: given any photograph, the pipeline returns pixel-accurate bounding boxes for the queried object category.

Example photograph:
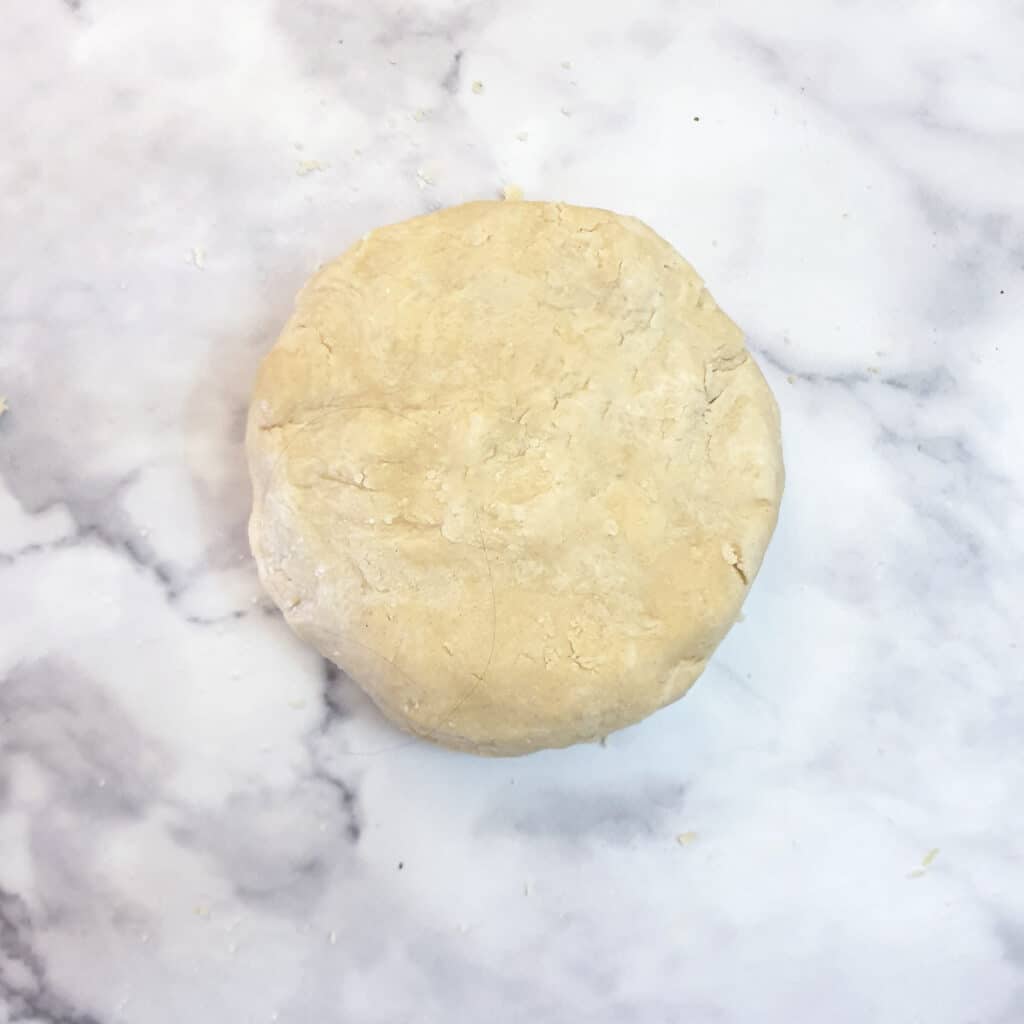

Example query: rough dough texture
[247,201,783,755]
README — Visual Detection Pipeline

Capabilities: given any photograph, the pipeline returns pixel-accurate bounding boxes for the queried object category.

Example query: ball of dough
[247,201,783,755]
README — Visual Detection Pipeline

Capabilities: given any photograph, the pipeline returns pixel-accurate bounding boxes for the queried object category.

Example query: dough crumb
[561,60,572,69]
[502,184,524,201]
[515,131,529,142]
[907,849,939,878]
[676,831,699,846]
[786,374,796,384]
[0,396,8,417]
[472,80,484,94]
[416,167,436,189]
[297,159,328,176]
[412,108,429,122]
[186,247,206,269]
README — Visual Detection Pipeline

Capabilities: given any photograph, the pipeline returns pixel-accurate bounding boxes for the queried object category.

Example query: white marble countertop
[2,1,1023,1021]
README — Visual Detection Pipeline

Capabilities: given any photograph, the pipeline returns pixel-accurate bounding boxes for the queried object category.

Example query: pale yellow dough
[246,201,783,755]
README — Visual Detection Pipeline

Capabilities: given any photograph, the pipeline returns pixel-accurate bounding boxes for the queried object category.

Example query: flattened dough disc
[247,201,783,755]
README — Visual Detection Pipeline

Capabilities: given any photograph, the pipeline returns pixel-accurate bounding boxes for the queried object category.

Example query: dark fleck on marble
[442,49,464,93]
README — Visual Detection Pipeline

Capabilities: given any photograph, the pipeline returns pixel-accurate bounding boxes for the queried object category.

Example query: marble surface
[2,0,1023,1020]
